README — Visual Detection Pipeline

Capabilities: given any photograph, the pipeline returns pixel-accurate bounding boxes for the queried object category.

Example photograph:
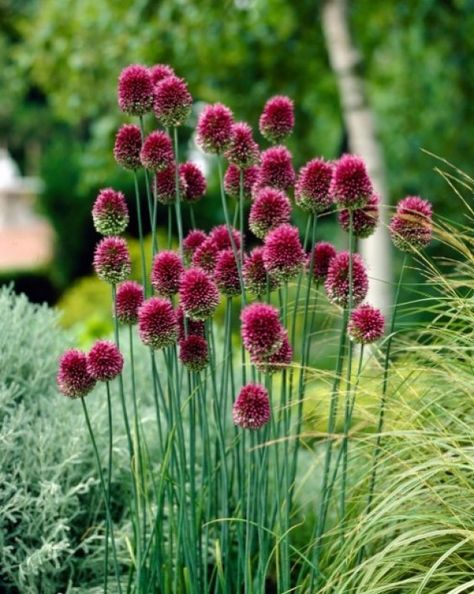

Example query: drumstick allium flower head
[179,335,209,372]
[389,196,433,251]
[154,164,186,205]
[149,64,175,86]
[249,186,291,239]
[118,64,153,116]
[93,236,131,284]
[87,340,124,382]
[252,330,292,374]
[179,267,220,321]
[295,158,333,213]
[138,297,178,349]
[263,224,305,282]
[151,250,184,297]
[311,241,337,282]
[209,224,241,252]
[339,193,380,238]
[115,281,144,325]
[259,96,295,143]
[325,251,369,308]
[241,302,284,358]
[348,304,385,344]
[153,75,192,127]
[179,162,207,203]
[214,249,241,297]
[196,103,234,154]
[92,188,129,236]
[243,247,279,296]
[176,305,206,341]
[233,384,271,430]
[183,230,207,263]
[192,237,219,273]
[224,164,260,200]
[225,122,260,168]
[57,349,96,398]
[114,124,142,171]
[258,145,295,192]
[330,154,373,209]
[140,131,174,171]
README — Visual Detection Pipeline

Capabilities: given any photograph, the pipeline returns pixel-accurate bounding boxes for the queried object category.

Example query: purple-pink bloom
[339,193,380,238]
[196,103,234,154]
[233,384,271,430]
[259,95,295,143]
[183,229,207,263]
[92,188,129,236]
[153,75,192,127]
[179,267,220,321]
[295,158,334,213]
[149,64,175,86]
[138,297,178,349]
[224,164,260,200]
[252,330,292,374]
[114,124,142,171]
[57,349,96,398]
[325,251,369,308]
[257,145,295,192]
[179,162,207,203]
[214,249,241,297]
[263,224,305,282]
[140,131,174,171]
[118,64,154,116]
[389,196,433,251]
[93,236,131,284]
[243,247,279,296]
[151,250,184,297]
[87,340,124,382]
[249,186,291,239]
[179,335,209,372]
[115,280,144,325]
[241,302,284,358]
[311,241,337,282]
[209,224,241,252]
[154,164,186,205]
[176,305,206,341]
[330,154,373,209]
[348,304,385,344]
[224,122,260,169]
[192,237,219,273]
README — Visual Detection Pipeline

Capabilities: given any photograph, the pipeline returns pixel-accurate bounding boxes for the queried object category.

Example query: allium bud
[114,124,142,171]
[57,349,96,398]
[115,280,144,325]
[151,250,184,297]
[348,303,385,344]
[176,305,206,341]
[225,122,260,168]
[154,164,186,205]
[183,229,207,263]
[179,335,209,372]
[209,224,241,252]
[233,384,271,430]
[179,267,220,321]
[138,297,178,349]
[311,241,337,282]
[179,162,207,203]
[252,330,292,374]
[330,154,373,209]
[93,236,131,284]
[325,251,369,308]
[215,249,241,297]
[118,64,153,116]
[149,64,175,86]
[339,193,379,238]
[241,302,284,358]
[224,164,260,200]
[192,237,218,273]
[295,158,333,213]
[92,188,129,236]
[258,145,295,192]
[140,131,174,171]
[263,224,305,282]
[249,186,291,239]
[243,247,279,296]
[259,95,295,143]
[389,196,433,251]
[153,75,192,127]
[87,340,124,382]
[196,103,234,154]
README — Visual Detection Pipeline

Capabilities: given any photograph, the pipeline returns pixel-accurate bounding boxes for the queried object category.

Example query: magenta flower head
[93,236,131,284]
[153,75,192,127]
[389,196,433,251]
[252,330,292,374]
[224,164,260,200]
[311,241,337,282]
[241,302,284,358]
[209,224,241,252]
[114,124,142,171]
[263,224,305,282]
[339,193,379,238]
[348,303,385,344]
[115,280,144,325]
[179,267,220,321]
[259,95,295,143]
[92,188,129,236]
[249,186,291,239]
[258,145,295,192]
[192,237,218,273]
[243,247,279,296]
[215,249,241,297]
[118,64,153,116]
[183,229,207,263]
[196,103,234,154]
[138,297,178,349]
[179,335,209,372]
[151,250,184,297]
[233,383,271,430]
[154,164,186,205]
[295,158,333,213]
[325,251,369,308]
[87,340,123,382]
[57,349,96,398]
[330,154,373,209]
[225,122,260,169]
[176,305,206,341]
[140,131,174,171]
[149,63,175,86]
[179,162,207,203]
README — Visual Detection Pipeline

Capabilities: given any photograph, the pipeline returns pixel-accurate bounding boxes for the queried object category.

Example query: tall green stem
[133,172,148,295]
[173,127,184,258]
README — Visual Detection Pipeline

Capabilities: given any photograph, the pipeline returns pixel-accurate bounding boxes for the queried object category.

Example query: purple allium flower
[154,164,186,205]
[330,154,373,209]
[252,330,292,374]
[196,103,234,154]
[176,305,206,341]
[57,349,96,398]
[241,302,284,358]
[93,236,131,284]
[149,64,175,86]
[339,193,380,238]
[192,237,218,273]
[232,384,271,430]
[118,64,154,116]
[214,249,241,297]
[151,250,184,297]
[183,229,207,263]
[259,96,295,143]
[262,224,305,282]
[348,303,385,344]
[87,340,124,382]
[179,335,209,372]
[209,224,242,252]
[92,188,129,236]
[179,267,220,321]
[114,124,142,171]
[140,131,174,171]
[389,196,433,251]
[257,145,296,192]
[224,164,260,200]
[179,162,207,203]
[138,297,178,349]
[295,158,334,213]
[243,247,279,296]
[325,251,369,308]
[153,75,192,127]
[224,122,260,169]
[249,186,291,239]
[311,241,337,282]
[115,280,144,325]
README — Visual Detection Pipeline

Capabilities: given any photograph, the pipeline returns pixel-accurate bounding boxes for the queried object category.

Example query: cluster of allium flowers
[138,297,178,349]
[118,64,153,116]
[252,330,292,374]
[348,303,385,344]
[115,280,144,325]
[87,340,124,382]
[149,63,175,86]
[389,196,433,251]
[258,146,295,191]
[339,193,379,238]
[215,249,241,297]
[259,95,294,143]
[196,103,234,154]
[224,164,260,200]
[92,188,129,236]
[183,229,207,263]
[209,224,241,252]
[154,164,186,205]
[179,335,209,372]
[151,250,184,296]
[57,349,96,398]
[225,122,260,168]
[325,251,369,308]
[243,247,279,296]
[330,154,373,209]
[179,162,207,203]
[192,237,218,273]
[263,224,305,282]
[140,130,174,171]
[311,241,337,282]
[93,236,131,284]
[153,75,192,127]
[176,305,205,341]
[179,267,220,321]
[114,124,142,170]
[249,186,291,239]
[233,383,271,430]
[241,302,284,358]
[295,158,333,213]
